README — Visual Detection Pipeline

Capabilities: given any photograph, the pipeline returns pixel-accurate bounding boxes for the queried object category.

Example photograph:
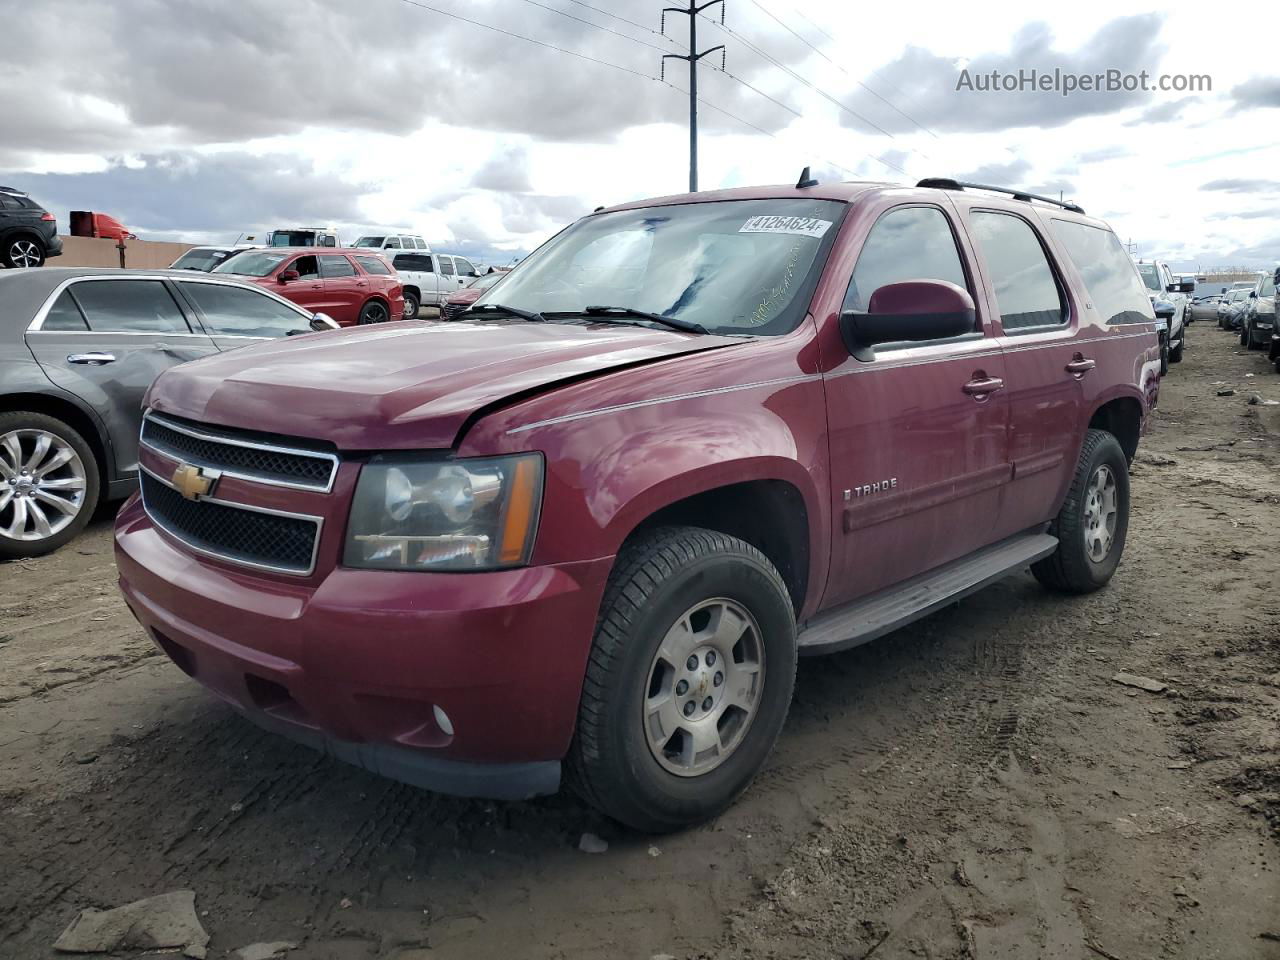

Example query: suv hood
[147,320,740,449]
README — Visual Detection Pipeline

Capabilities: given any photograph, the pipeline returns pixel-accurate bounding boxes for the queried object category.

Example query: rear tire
[358,299,390,325]
[1032,429,1129,594]
[567,526,797,832]
[3,236,46,269]
[0,411,100,560]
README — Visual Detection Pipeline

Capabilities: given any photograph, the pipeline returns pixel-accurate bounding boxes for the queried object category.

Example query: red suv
[115,177,1160,831]
[213,247,403,326]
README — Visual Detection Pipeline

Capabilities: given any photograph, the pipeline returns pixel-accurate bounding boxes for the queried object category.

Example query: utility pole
[661,1,725,192]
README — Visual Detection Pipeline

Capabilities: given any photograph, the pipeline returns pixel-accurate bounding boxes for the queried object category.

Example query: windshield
[353,236,384,247]
[213,251,289,277]
[171,248,233,271]
[1136,264,1161,292]
[482,198,845,335]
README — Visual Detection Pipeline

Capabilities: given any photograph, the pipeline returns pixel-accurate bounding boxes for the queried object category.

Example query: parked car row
[1214,271,1280,372]
[0,267,339,558]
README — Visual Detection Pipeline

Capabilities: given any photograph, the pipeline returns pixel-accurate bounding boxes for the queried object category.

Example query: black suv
[0,186,63,268]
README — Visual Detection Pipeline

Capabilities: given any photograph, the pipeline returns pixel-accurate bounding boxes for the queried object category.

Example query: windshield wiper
[571,305,708,335]
[460,303,546,323]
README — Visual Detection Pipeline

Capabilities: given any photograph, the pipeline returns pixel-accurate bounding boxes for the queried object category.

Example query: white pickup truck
[388,251,482,318]
[1135,259,1193,370]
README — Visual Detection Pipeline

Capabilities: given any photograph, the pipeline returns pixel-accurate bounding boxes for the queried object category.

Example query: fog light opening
[432,704,454,737]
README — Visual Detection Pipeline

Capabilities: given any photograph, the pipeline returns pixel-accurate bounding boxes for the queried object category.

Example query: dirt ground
[2,325,1278,960]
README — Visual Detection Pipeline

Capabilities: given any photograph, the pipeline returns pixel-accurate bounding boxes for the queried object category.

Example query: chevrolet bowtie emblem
[171,463,216,501]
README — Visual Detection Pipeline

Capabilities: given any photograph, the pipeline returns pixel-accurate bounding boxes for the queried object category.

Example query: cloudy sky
[4,0,1280,268]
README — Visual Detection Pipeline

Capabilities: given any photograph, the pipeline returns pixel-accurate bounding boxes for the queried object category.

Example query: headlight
[344,453,543,571]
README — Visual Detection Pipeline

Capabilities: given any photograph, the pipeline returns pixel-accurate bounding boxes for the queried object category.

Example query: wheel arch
[617,476,812,616]
[0,391,113,495]
[1087,393,1143,463]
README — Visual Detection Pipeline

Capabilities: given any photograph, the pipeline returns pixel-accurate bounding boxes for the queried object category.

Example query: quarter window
[319,255,355,278]
[845,206,970,321]
[41,289,89,331]
[1049,220,1153,325]
[180,281,308,338]
[354,255,392,275]
[69,280,190,333]
[969,212,1066,331]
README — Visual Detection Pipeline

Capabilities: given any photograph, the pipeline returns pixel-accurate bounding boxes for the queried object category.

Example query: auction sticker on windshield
[739,215,833,238]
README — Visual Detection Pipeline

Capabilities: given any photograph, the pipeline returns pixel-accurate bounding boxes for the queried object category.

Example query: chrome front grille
[140,467,322,575]
[141,412,338,492]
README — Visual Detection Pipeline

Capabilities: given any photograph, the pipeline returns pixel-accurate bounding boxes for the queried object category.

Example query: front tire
[1032,429,1129,594]
[358,299,390,325]
[567,527,797,832]
[4,236,46,269]
[0,412,99,559]
[1170,333,1184,363]
[1159,338,1169,376]
[402,291,420,320]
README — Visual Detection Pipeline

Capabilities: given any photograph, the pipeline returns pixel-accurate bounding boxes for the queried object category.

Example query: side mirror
[1170,280,1194,294]
[279,269,300,284]
[309,312,338,331]
[1154,302,1175,319]
[1250,290,1259,298]
[840,280,976,358]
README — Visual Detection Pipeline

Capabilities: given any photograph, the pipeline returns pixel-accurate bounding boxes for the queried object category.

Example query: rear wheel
[358,299,390,325]
[567,526,797,832]
[0,412,99,559]
[1032,429,1129,594]
[3,236,45,269]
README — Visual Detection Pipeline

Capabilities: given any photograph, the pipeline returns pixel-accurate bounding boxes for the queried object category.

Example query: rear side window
[319,255,354,278]
[41,289,89,331]
[180,281,307,338]
[386,237,402,249]
[69,280,190,333]
[1049,220,1153,325]
[968,212,1066,331]
[439,257,455,276]
[0,195,18,210]
[394,253,431,272]
[355,255,391,275]
[845,206,969,317]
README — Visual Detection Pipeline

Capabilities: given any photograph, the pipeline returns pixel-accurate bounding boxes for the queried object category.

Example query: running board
[796,531,1058,656]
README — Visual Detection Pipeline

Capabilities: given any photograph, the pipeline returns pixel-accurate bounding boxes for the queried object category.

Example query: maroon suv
[212,247,404,327]
[115,177,1160,831]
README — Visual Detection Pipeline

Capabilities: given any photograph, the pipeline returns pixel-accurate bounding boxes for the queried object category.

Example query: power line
[396,0,655,81]
[745,0,940,139]
[563,0,683,46]
[512,0,673,53]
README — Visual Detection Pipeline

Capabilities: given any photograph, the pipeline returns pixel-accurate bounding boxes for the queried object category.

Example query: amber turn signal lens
[497,455,542,566]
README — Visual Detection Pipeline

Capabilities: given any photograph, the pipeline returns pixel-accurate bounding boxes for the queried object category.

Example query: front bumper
[114,495,613,799]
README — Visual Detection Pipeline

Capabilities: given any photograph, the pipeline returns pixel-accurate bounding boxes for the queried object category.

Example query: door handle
[1065,356,1096,375]
[67,352,115,365]
[963,376,1005,396]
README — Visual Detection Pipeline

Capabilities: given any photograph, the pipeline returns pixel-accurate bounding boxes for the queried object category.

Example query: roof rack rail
[915,177,1085,215]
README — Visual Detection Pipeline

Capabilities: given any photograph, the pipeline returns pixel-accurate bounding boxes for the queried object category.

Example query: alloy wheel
[643,598,765,777]
[1082,464,1118,563]
[0,429,88,542]
[9,239,41,268]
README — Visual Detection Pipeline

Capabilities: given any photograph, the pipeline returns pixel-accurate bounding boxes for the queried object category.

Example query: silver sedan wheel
[0,429,88,542]
[9,239,42,268]
[1083,464,1119,563]
[643,597,765,777]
